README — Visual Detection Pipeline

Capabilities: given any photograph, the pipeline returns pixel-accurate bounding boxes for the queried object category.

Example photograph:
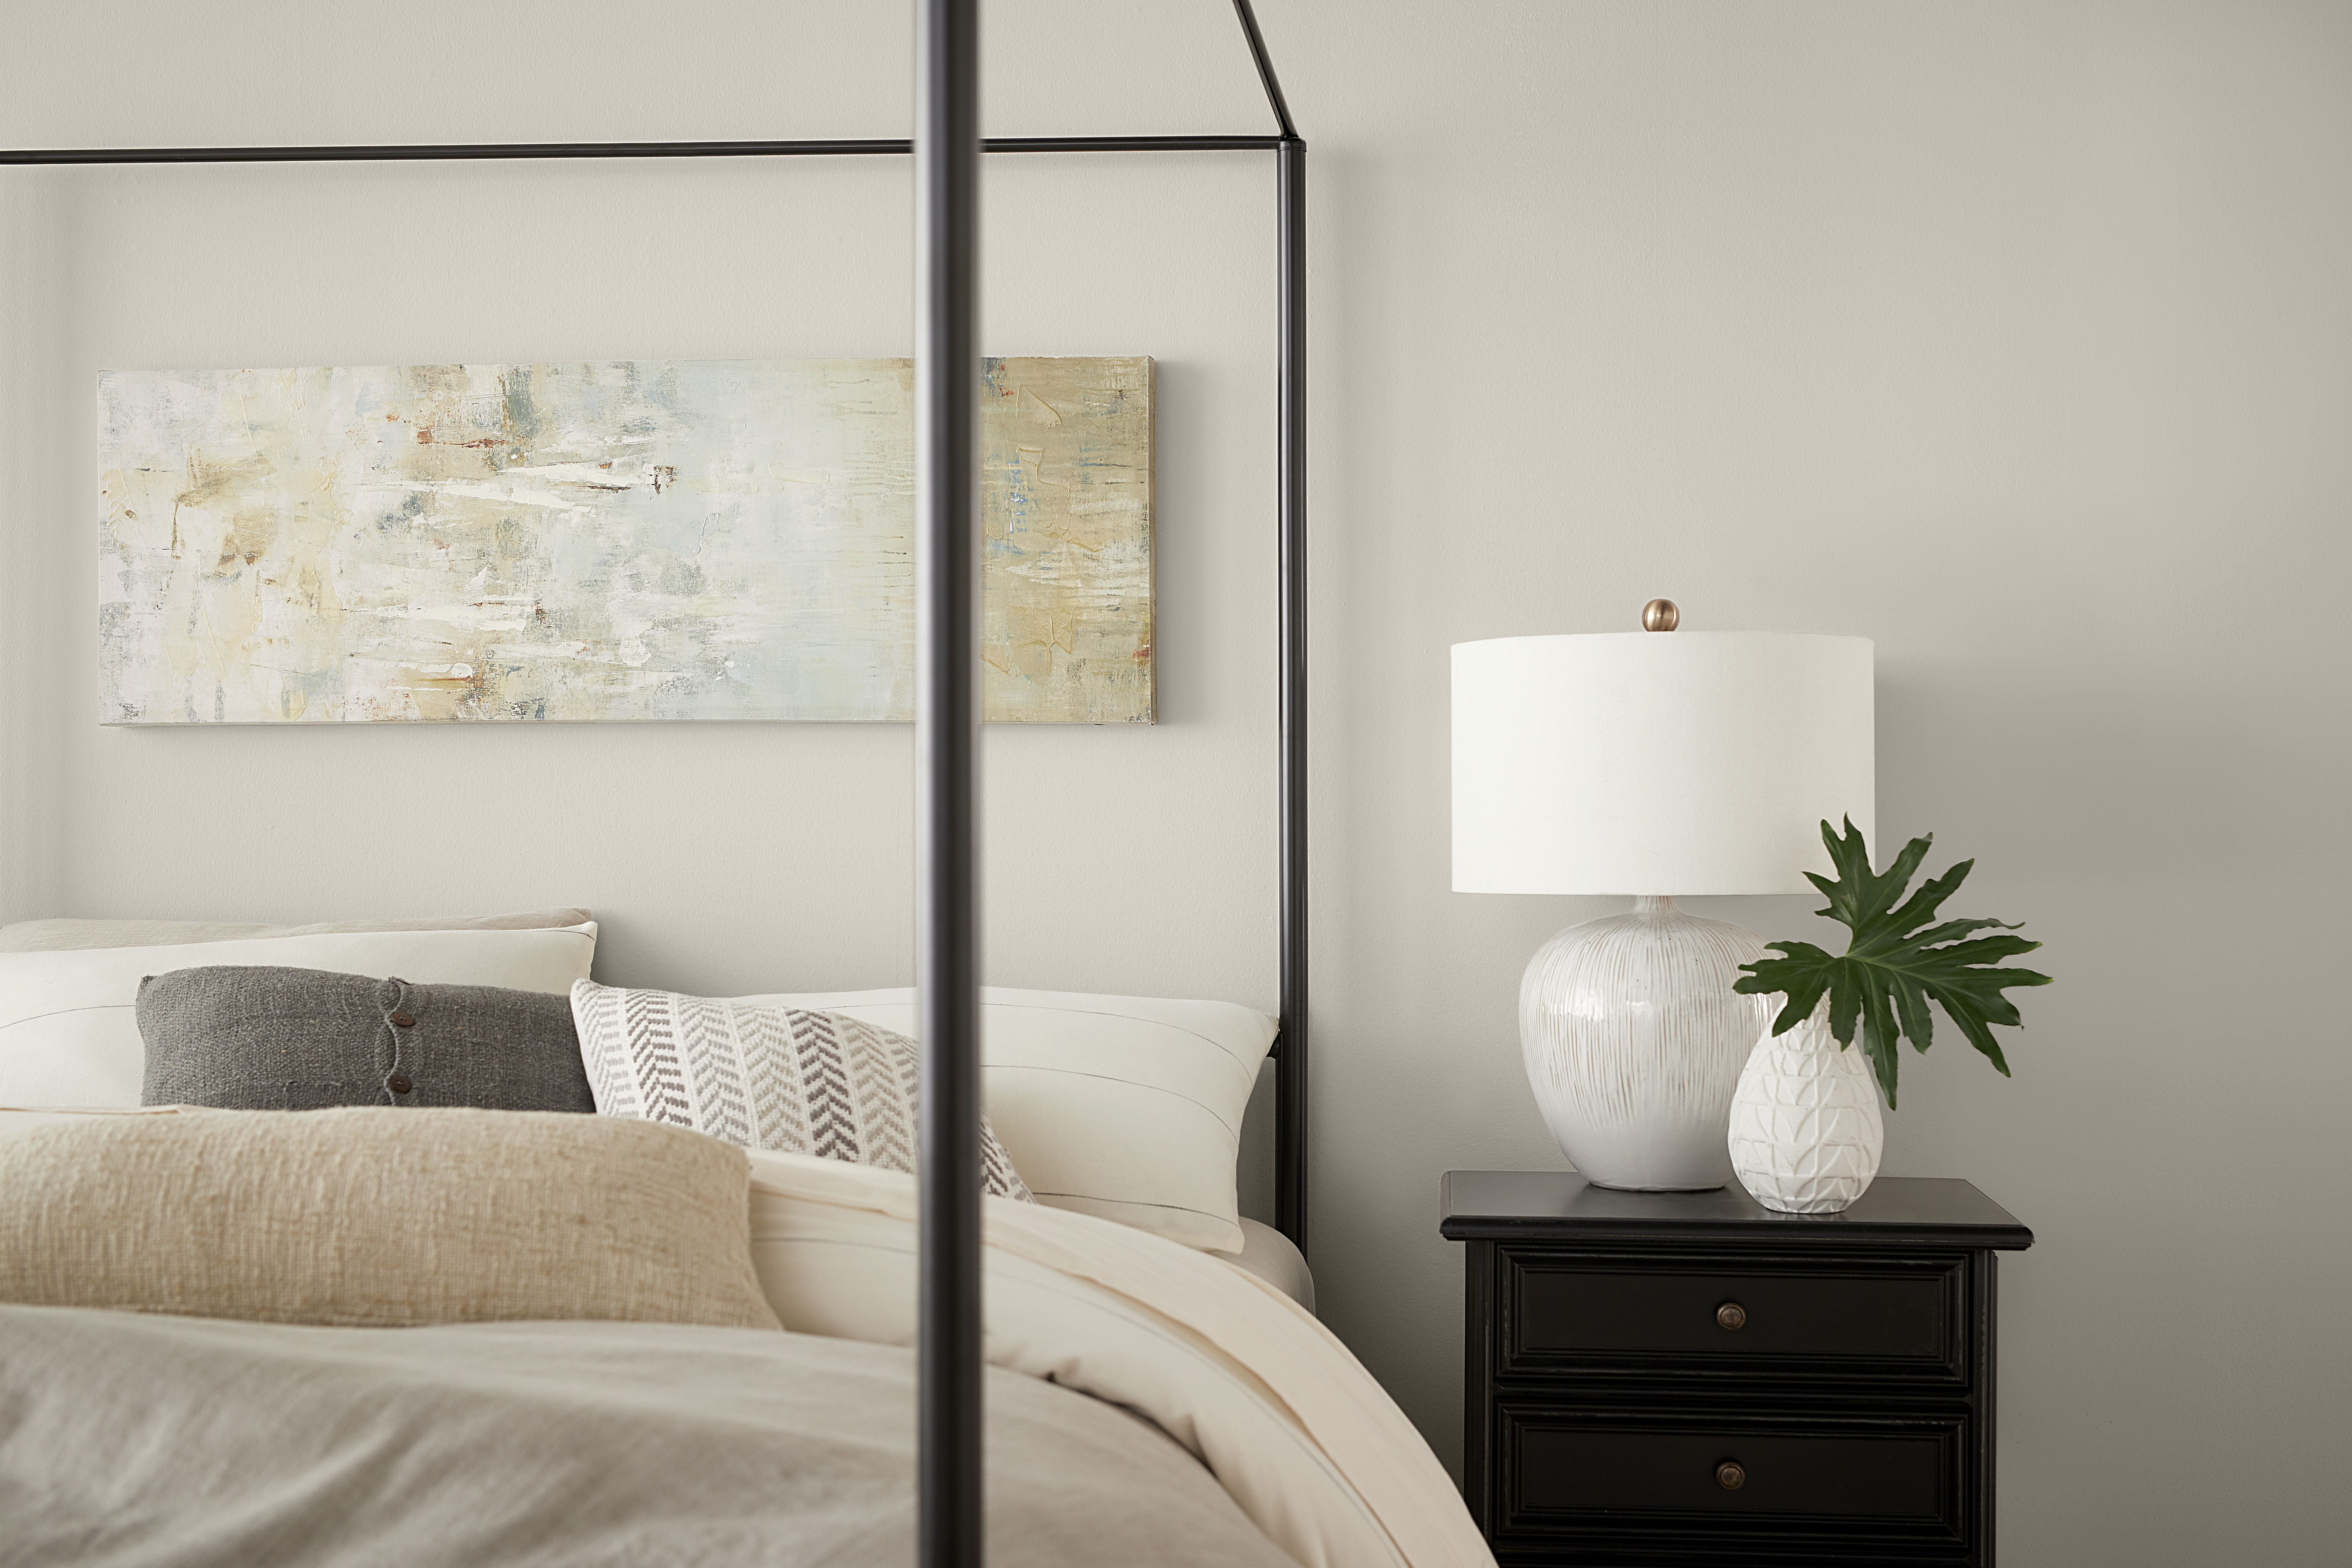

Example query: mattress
[1227,1216,1317,1311]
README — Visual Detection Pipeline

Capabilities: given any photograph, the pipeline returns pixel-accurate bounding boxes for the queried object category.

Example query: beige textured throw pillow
[0,1107,781,1331]
[571,980,1034,1202]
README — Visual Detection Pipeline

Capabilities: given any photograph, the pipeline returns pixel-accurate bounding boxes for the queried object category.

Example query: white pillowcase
[0,908,594,954]
[0,924,598,1109]
[569,981,1036,1202]
[736,987,1277,1254]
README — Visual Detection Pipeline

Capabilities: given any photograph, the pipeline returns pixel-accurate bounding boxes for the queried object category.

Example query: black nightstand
[1441,1171,2033,1567]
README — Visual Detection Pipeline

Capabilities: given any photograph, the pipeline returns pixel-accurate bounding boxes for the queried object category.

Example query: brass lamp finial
[1642,598,1680,632]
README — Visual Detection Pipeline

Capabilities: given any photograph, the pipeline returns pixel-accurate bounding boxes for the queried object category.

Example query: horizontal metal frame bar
[0,135,1286,167]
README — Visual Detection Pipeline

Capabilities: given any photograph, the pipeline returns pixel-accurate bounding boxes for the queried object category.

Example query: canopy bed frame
[3,5,1307,1565]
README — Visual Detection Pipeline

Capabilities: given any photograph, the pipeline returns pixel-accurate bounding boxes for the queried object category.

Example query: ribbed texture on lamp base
[1727,999,1886,1214]
[1518,898,1771,1192]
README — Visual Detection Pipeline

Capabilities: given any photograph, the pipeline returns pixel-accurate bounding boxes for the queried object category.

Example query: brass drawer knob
[1716,1301,1747,1331]
[1717,1460,1746,1491]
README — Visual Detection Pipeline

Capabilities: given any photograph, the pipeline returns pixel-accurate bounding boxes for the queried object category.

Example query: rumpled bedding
[0,1115,1492,1568]
[0,1308,1294,1568]
[743,1148,1490,1568]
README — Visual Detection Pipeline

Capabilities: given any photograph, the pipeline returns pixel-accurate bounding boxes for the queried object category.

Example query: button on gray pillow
[137,966,596,1113]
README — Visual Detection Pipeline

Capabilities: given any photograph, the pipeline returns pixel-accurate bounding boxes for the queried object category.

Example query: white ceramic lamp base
[1519,896,1773,1192]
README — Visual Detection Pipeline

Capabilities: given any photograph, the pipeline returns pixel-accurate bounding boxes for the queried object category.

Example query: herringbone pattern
[788,1011,862,1162]
[843,1019,912,1173]
[676,993,750,1145]
[570,980,1031,1202]
[739,1005,796,1150]
[571,981,638,1119]
[621,986,691,1127]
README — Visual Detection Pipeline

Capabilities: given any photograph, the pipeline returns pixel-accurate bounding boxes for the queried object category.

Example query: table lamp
[1451,602,1874,1190]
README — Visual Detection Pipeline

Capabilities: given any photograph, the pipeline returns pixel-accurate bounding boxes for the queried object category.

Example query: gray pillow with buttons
[136,966,596,1113]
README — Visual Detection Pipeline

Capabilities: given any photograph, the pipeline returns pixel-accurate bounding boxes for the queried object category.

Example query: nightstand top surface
[1440,1171,2032,1250]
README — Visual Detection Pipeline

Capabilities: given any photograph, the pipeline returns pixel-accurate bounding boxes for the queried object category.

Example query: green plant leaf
[1731,818,2052,1108]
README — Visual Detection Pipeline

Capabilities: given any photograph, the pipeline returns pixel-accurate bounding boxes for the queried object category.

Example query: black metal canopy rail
[0,43,1308,1241]
[7,7,1302,1563]
[0,134,1285,162]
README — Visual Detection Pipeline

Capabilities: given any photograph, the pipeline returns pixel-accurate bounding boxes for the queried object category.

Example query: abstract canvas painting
[97,356,1153,723]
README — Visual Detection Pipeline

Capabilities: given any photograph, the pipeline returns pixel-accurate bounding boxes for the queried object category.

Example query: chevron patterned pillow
[569,980,1032,1202]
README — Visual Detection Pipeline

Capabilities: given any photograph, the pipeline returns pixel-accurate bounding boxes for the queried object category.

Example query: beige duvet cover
[0,1307,1300,1568]
[0,1119,1491,1568]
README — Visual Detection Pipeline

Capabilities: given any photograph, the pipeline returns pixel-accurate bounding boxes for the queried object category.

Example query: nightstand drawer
[1497,1404,1970,1554]
[1502,1248,1967,1380]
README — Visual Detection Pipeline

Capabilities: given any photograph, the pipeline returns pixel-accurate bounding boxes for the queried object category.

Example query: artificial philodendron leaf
[1730,818,2052,1108]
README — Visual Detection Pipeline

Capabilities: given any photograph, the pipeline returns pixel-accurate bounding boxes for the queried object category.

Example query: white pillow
[0,908,594,953]
[737,987,1277,1254]
[569,981,1035,1202]
[0,924,598,1109]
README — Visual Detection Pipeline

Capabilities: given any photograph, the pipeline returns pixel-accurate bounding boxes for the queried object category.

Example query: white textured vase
[1727,999,1886,1214]
[1519,897,1772,1191]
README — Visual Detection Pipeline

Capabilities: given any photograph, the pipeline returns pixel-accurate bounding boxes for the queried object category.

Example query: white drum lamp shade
[1451,628,1876,1192]
[1452,632,1875,896]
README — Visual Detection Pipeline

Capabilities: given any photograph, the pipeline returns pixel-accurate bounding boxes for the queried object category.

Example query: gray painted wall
[4,4,2345,1562]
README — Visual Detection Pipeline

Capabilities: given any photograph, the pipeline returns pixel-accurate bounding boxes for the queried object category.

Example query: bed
[0,1102,1476,1568]
[0,5,1480,1565]
[0,922,1478,1567]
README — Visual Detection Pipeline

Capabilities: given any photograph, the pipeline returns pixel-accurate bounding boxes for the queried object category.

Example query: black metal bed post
[1231,0,1309,1260]
[914,0,983,1564]
[1274,131,1308,1257]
